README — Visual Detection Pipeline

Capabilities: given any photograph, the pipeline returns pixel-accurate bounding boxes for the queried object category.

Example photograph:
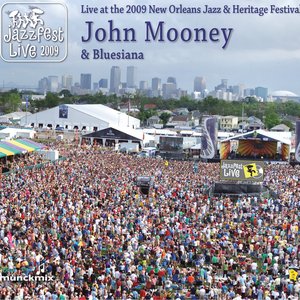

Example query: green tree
[59,89,72,98]
[159,112,172,126]
[2,92,22,113]
[264,109,280,129]
[137,109,156,126]
[93,92,108,104]
[45,92,59,108]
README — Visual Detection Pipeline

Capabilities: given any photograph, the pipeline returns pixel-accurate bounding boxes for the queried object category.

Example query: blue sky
[1,0,300,95]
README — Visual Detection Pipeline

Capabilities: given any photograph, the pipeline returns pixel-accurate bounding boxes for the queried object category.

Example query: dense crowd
[0,145,300,300]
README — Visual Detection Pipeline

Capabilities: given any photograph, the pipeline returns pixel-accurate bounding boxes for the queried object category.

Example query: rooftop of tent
[82,126,143,141]
[221,129,291,145]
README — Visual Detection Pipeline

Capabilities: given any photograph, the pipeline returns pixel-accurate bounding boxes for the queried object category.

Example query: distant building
[110,66,121,94]
[230,84,245,99]
[48,76,59,93]
[147,115,161,127]
[271,90,300,102]
[152,77,161,90]
[210,90,232,101]
[246,116,264,131]
[99,79,108,89]
[215,79,228,92]
[144,103,157,110]
[194,76,206,92]
[170,115,191,127]
[80,73,92,90]
[151,77,162,97]
[219,115,239,131]
[162,83,177,99]
[244,88,255,97]
[127,66,137,88]
[255,86,268,101]
[38,77,48,93]
[167,77,177,86]
[61,75,73,91]
[139,81,148,91]
[93,82,99,91]
[0,111,32,124]
[174,108,189,115]
[270,124,290,132]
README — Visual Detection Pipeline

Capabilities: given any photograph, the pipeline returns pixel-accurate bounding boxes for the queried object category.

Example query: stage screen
[237,140,277,158]
[159,136,183,152]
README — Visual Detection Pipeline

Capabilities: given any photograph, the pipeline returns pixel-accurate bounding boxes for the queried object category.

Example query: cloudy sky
[1,0,300,95]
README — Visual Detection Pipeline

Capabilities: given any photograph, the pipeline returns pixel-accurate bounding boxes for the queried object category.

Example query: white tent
[0,128,36,140]
[20,104,140,131]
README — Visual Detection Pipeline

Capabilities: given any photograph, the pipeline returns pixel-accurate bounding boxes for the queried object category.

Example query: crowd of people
[0,143,300,300]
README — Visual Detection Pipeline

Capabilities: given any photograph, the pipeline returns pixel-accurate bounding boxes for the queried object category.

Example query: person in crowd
[0,143,300,299]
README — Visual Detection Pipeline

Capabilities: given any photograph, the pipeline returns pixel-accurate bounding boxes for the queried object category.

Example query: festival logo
[220,160,264,181]
[1,2,67,62]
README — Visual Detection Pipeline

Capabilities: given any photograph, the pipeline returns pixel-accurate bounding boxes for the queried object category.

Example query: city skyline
[33,69,278,102]
[0,0,299,94]
[1,66,298,97]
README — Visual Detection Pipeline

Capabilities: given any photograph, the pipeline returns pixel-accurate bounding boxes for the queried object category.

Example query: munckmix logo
[1,2,68,62]
[0,263,55,282]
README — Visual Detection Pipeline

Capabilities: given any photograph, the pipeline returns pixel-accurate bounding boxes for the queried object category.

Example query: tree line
[1,90,299,129]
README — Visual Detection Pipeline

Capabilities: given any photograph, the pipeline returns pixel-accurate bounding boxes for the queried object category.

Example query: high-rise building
[110,66,121,94]
[162,82,177,99]
[93,82,99,91]
[167,77,177,86]
[48,76,59,92]
[215,79,228,92]
[139,81,148,90]
[230,84,245,100]
[126,66,137,88]
[80,73,92,90]
[151,77,162,97]
[61,75,73,91]
[152,77,161,90]
[244,88,255,97]
[255,86,268,101]
[38,77,48,93]
[99,79,108,88]
[194,76,206,92]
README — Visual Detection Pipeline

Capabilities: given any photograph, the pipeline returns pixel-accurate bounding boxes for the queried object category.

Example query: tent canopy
[0,138,45,158]
[83,126,143,142]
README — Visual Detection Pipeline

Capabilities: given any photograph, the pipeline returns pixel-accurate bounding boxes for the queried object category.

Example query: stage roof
[83,126,143,142]
[221,129,291,145]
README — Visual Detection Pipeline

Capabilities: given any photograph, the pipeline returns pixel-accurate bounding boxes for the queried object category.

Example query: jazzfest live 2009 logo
[0,2,68,62]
